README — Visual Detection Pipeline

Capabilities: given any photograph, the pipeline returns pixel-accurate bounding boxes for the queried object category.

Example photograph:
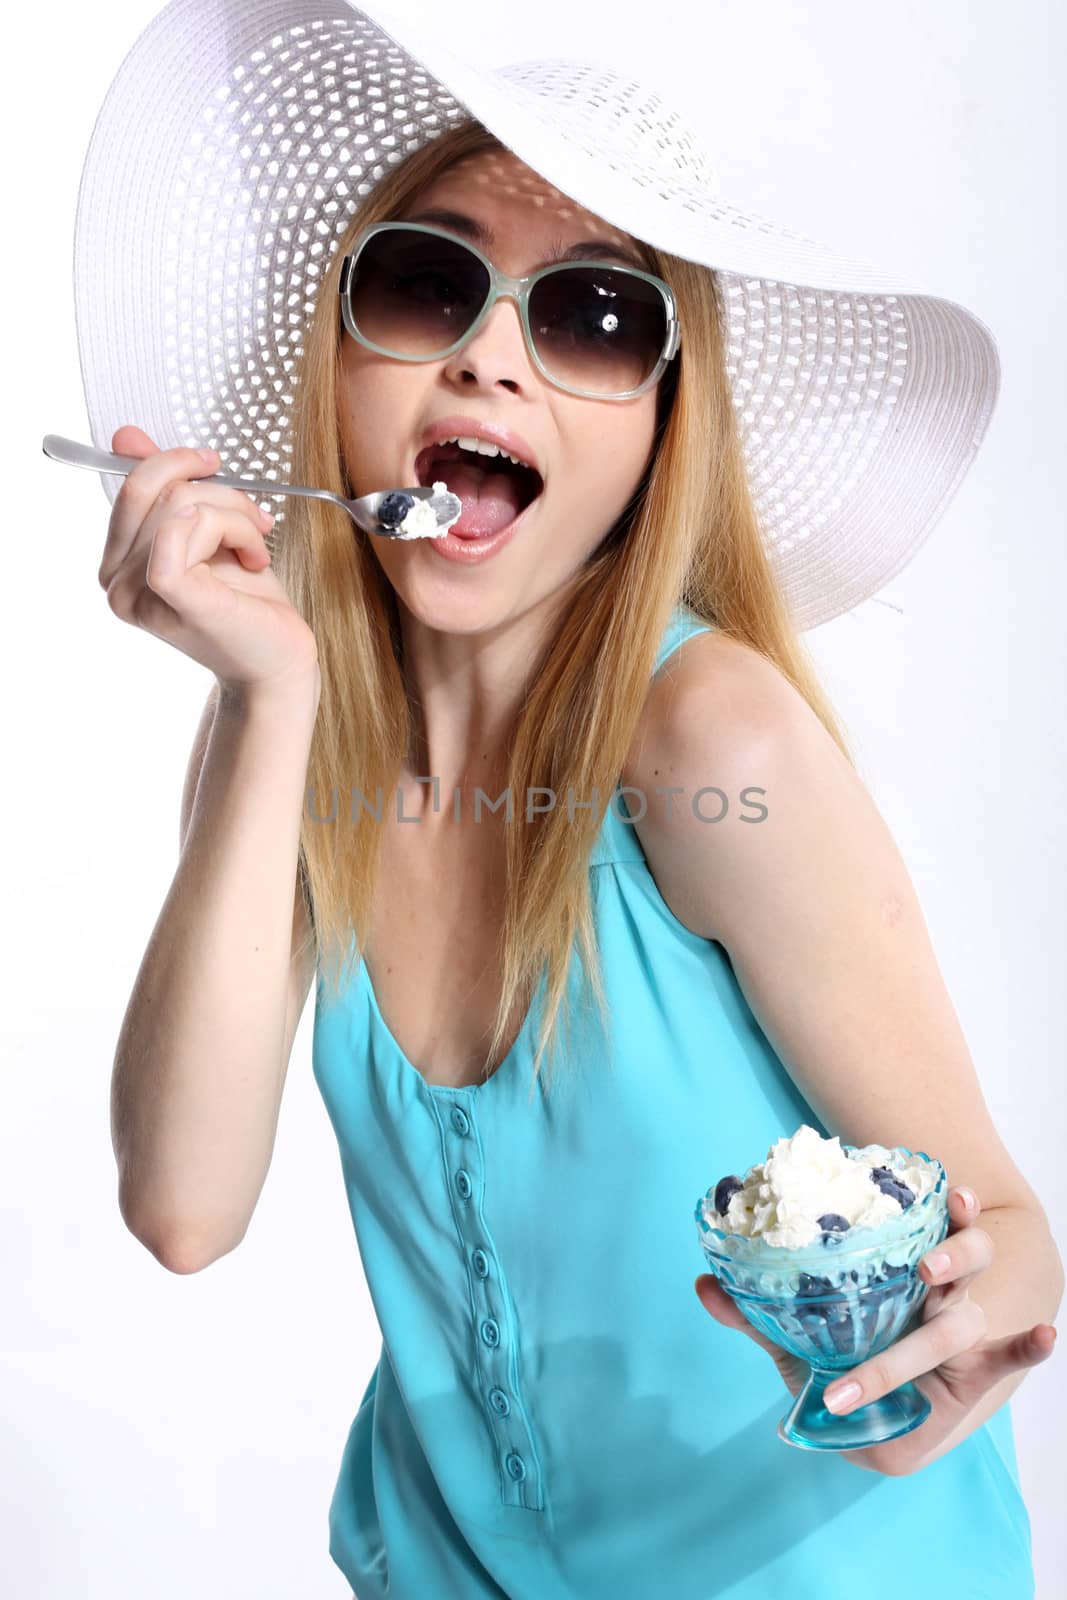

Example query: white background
[3,0,1064,1594]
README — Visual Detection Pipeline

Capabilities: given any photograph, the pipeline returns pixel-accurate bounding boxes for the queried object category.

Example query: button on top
[505,1452,526,1482]
[450,1106,470,1136]
[480,1318,500,1348]
[472,1248,490,1279]
[488,1387,511,1416]
[455,1169,472,1200]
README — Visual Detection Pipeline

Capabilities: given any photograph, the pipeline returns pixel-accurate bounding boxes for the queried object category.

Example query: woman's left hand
[694,1186,1058,1475]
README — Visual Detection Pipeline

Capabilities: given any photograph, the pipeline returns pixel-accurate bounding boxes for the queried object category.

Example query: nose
[442,293,534,394]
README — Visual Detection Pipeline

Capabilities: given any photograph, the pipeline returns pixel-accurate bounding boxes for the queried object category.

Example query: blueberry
[817,1212,850,1241]
[869,1165,916,1210]
[377,491,415,528]
[713,1175,744,1215]
[792,1276,856,1356]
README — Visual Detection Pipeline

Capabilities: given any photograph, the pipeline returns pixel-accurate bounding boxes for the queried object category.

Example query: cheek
[560,413,657,516]
[337,358,368,466]
[337,361,414,487]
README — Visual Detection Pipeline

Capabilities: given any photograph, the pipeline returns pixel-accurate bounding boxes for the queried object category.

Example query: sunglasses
[338,221,681,401]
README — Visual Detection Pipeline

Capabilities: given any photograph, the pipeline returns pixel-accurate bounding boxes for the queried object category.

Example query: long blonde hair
[276,118,855,1101]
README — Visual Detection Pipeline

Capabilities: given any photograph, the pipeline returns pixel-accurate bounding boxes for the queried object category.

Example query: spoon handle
[42,434,300,500]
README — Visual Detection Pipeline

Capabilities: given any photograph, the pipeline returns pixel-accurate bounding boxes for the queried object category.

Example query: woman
[79,2,1060,1595]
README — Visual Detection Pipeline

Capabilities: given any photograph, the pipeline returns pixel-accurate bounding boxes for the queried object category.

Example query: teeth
[437,434,532,472]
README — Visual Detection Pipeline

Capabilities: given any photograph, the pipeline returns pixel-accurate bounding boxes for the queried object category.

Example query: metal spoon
[40,434,462,540]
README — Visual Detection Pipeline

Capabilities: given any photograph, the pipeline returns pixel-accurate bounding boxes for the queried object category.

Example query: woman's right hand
[98,425,320,698]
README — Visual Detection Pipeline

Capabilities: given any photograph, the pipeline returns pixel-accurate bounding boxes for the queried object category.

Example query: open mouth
[414,441,544,539]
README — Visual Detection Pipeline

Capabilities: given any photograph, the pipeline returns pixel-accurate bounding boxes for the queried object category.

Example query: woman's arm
[112,670,320,1271]
[628,632,1062,1463]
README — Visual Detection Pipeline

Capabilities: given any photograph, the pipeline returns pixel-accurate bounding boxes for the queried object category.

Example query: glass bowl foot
[778,1368,931,1451]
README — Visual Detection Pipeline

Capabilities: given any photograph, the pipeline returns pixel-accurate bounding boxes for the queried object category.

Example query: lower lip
[424,493,540,564]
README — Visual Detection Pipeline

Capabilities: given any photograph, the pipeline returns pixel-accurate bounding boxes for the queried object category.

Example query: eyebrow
[401,207,651,273]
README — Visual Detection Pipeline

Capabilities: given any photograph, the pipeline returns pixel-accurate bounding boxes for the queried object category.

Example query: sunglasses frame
[338,221,682,401]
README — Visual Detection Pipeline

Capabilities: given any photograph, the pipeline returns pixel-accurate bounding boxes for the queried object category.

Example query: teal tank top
[312,603,1034,1599]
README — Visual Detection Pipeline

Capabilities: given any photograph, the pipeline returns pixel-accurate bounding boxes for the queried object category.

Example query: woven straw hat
[72,0,999,630]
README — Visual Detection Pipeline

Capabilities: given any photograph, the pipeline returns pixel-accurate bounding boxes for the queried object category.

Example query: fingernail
[198,447,218,464]
[958,1187,976,1209]
[925,1251,951,1278]
[825,1381,861,1413]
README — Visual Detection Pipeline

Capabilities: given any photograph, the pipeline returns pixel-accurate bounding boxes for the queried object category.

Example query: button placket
[431,1093,544,1510]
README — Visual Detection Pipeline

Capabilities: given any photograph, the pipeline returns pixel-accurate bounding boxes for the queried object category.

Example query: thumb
[112,424,160,458]
[945,1323,1058,1405]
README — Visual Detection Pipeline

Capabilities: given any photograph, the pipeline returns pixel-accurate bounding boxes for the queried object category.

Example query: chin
[391,582,504,632]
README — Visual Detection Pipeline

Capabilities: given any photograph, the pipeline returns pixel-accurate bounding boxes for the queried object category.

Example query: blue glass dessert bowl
[694,1145,949,1450]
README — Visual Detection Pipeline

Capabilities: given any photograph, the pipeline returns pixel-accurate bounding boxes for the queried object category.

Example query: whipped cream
[706,1124,937,1249]
[381,481,459,539]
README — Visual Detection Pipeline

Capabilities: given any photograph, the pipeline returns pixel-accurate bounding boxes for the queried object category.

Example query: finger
[927,1324,1059,1415]
[966,1325,1060,1384]
[148,482,273,568]
[100,442,222,587]
[147,499,273,594]
[824,1296,988,1413]
[107,477,272,605]
[140,471,274,567]
[987,1324,1059,1367]
[946,1185,980,1228]
[101,441,272,586]
[105,498,271,630]
[150,475,274,527]
[919,1224,994,1288]
[112,424,160,457]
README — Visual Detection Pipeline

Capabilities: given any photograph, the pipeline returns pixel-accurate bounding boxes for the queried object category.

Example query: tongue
[432,461,524,539]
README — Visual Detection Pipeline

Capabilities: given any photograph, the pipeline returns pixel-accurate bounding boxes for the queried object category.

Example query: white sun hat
[71,0,999,631]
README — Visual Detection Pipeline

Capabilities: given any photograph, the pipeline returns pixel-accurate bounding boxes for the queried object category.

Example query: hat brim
[72,0,999,629]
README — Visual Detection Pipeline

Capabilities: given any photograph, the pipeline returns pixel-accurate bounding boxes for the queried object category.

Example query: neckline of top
[353,603,714,1095]
[358,945,542,1099]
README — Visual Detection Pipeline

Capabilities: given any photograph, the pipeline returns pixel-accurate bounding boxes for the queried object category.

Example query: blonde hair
[276,118,855,1101]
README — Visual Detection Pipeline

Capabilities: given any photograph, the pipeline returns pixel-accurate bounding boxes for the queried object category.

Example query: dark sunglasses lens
[348,228,489,355]
[529,267,667,394]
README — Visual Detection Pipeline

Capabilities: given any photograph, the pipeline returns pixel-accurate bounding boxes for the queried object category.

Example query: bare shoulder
[623,627,813,811]
[638,628,803,746]
[621,629,844,941]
